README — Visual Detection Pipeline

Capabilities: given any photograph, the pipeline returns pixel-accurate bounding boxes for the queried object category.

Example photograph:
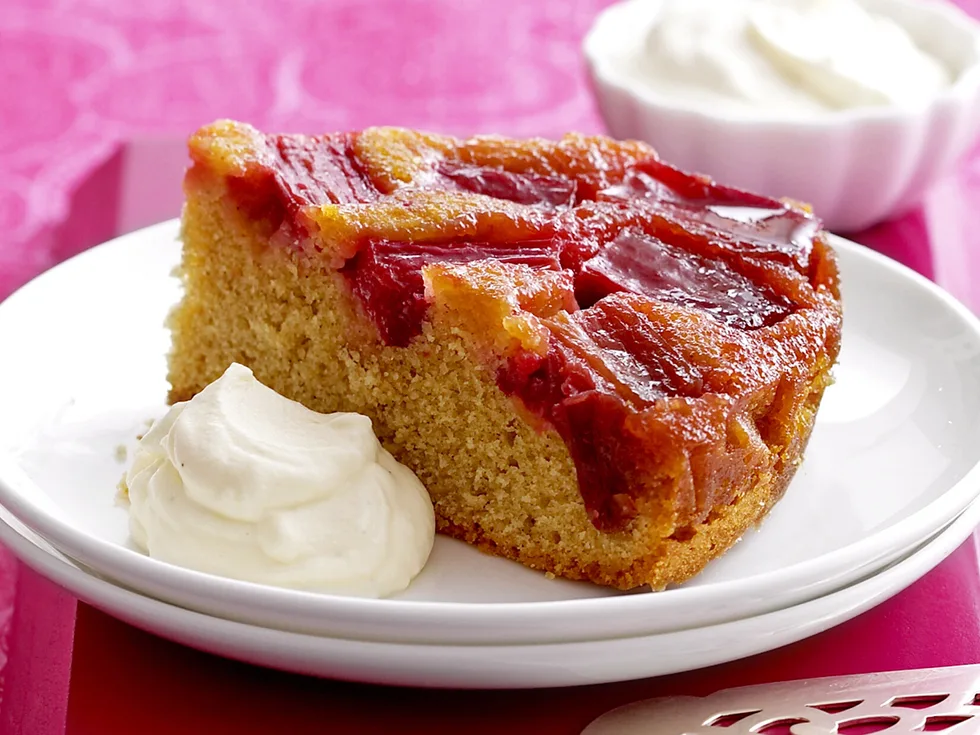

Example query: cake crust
[168,121,841,590]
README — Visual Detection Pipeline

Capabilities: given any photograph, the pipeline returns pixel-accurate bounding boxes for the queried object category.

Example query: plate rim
[1,220,980,646]
[0,488,976,689]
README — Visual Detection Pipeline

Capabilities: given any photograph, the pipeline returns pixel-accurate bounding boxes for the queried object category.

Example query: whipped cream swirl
[124,363,434,598]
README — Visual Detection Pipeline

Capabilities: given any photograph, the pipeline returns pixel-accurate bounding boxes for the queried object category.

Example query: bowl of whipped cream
[584,0,980,232]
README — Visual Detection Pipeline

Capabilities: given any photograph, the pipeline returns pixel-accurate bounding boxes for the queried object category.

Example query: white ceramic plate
[1,220,980,646]
[0,494,976,689]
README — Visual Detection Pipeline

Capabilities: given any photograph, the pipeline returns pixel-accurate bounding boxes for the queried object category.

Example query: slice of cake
[168,120,842,591]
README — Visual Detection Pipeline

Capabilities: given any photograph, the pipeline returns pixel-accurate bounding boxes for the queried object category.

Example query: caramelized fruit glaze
[192,122,841,532]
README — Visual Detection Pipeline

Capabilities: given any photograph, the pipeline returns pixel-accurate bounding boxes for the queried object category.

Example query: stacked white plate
[1,221,980,689]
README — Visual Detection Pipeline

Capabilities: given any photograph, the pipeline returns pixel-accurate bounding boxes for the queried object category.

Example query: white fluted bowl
[584,0,980,233]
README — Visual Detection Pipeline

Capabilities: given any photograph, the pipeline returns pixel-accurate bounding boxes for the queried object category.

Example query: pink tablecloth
[5,1,980,732]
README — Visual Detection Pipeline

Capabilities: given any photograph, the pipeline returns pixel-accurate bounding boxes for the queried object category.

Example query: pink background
[4,1,980,732]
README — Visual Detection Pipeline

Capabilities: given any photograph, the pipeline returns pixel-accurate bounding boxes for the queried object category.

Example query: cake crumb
[115,476,131,507]
[114,444,128,463]
[544,572,556,580]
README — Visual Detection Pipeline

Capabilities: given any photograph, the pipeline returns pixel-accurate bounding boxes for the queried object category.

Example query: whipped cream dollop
[124,363,434,598]
[617,0,952,116]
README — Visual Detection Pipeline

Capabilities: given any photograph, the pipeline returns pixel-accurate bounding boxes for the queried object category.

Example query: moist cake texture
[168,120,842,590]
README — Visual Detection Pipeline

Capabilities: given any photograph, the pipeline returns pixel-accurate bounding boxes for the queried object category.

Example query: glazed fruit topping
[271,134,377,206]
[342,239,561,347]
[209,126,833,532]
[600,159,819,272]
[223,133,377,230]
[436,161,577,207]
[575,229,793,329]
[497,295,715,529]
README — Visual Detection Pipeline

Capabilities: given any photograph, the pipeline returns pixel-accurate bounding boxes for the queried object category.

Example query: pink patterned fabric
[4,1,980,731]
